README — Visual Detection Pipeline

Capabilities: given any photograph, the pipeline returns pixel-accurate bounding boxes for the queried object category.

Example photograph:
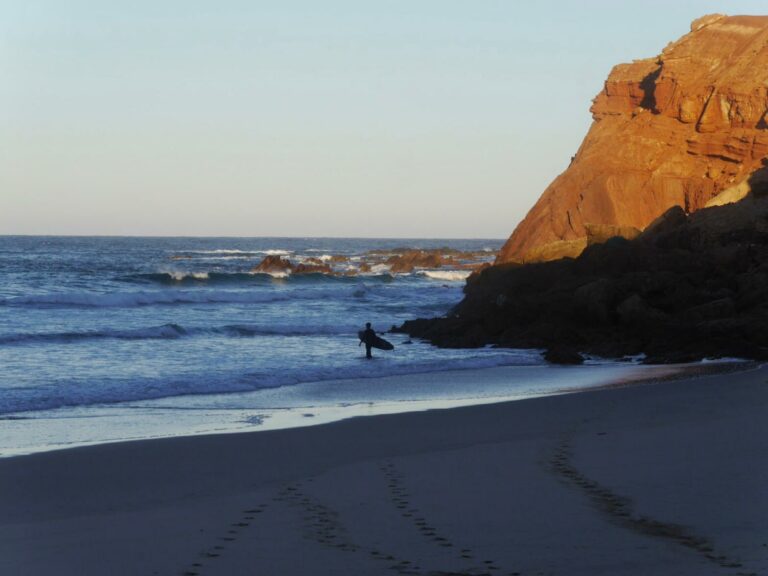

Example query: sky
[2,1,767,238]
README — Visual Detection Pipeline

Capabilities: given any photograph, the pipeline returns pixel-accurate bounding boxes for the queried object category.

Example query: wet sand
[1,363,767,575]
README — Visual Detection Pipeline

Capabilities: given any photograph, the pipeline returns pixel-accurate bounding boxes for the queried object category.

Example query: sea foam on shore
[0,360,726,457]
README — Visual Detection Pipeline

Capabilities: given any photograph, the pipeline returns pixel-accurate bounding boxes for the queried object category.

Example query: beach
[8,5,768,576]
[1,363,766,576]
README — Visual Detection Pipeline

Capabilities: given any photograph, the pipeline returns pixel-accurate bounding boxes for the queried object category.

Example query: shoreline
[0,359,751,459]
[2,362,767,575]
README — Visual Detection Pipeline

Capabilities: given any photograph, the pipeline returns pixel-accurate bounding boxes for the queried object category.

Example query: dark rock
[252,255,294,274]
[639,206,688,243]
[294,262,332,274]
[397,195,768,363]
[573,279,616,324]
[682,298,735,323]
[387,250,445,273]
[251,255,332,275]
[616,294,668,327]
[544,348,584,365]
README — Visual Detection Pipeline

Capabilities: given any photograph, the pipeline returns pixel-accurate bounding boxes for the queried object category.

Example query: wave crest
[117,270,396,286]
[420,270,472,281]
[0,322,357,346]
[0,323,187,345]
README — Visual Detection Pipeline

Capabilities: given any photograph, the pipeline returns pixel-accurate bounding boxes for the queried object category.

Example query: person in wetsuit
[361,322,376,359]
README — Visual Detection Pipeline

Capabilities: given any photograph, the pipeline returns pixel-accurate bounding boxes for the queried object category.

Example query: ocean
[0,236,677,456]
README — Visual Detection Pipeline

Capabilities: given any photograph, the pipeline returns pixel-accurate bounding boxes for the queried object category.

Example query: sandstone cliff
[499,14,768,264]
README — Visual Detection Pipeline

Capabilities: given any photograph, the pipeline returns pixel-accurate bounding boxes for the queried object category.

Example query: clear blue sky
[2,1,766,238]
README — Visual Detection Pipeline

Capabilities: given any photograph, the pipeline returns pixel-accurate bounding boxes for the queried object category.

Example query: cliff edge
[499,14,768,264]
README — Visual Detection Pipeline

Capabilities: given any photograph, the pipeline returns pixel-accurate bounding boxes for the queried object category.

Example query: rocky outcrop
[294,262,332,274]
[498,14,768,264]
[387,250,446,273]
[252,255,293,274]
[250,248,497,276]
[251,255,332,275]
[397,193,768,363]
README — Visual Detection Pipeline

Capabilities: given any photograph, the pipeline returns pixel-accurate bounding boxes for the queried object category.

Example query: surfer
[358,323,394,358]
[360,322,376,359]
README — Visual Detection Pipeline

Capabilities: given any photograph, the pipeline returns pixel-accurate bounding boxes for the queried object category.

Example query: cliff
[499,14,768,264]
[397,191,768,363]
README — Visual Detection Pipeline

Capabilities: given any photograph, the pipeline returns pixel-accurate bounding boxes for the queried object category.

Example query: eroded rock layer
[499,14,768,264]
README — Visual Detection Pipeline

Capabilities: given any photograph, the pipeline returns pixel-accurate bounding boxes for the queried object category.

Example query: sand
[1,364,767,576]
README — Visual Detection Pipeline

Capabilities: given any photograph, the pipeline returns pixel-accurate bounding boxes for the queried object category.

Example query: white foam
[166,271,210,281]
[421,270,472,281]
[0,348,546,415]
[180,249,291,256]
[189,255,254,261]
[184,249,257,255]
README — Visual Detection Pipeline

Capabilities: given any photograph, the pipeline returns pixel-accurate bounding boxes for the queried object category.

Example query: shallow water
[1,362,693,457]
[0,236,694,456]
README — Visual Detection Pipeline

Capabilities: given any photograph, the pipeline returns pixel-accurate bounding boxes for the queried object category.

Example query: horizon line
[0,233,507,241]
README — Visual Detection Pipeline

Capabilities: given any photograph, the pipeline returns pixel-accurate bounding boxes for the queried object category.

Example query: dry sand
[1,364,767,576]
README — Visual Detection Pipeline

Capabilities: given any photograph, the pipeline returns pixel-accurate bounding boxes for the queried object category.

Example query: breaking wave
[170,249,293,260]
[0,349,543,414]
[0,324,188,345]
[120,271,270,285]
[420,270,472,281]
[117,270,397,285]
[0,322,353,346]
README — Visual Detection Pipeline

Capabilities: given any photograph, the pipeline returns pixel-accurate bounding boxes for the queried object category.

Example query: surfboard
[358,330,395,351]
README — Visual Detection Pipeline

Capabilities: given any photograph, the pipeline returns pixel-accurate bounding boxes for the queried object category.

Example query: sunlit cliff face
[498,14,768,265]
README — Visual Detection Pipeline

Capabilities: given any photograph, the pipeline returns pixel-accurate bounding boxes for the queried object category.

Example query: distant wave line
[0,322,358,346]
[0,285,382,308]
[116,271,399,286]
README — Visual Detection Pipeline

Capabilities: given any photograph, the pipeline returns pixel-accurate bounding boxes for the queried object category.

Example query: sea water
[0,236,678,456]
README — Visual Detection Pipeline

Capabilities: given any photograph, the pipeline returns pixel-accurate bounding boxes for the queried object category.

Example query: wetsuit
[362,327,376,358]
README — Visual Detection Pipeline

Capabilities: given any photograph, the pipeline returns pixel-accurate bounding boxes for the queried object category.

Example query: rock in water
[498,14,768,264]
[293,262,332,274]
[251,255,332,275]
[387,250,445,273]
[252,255,294,274]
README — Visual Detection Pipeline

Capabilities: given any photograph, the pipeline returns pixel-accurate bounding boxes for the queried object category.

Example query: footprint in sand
[552,439,744,570]
[382,461,500,574]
